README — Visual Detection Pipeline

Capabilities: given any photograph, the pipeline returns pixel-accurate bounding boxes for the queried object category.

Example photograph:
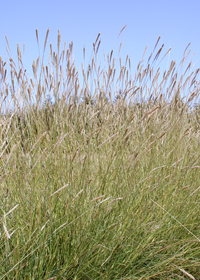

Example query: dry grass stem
[50,184,69,197]
[1,31,200,279]
[117,25,127,38]
[91,195,105,202]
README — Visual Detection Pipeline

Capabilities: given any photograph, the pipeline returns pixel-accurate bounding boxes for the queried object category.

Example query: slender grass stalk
[0,30,200,279]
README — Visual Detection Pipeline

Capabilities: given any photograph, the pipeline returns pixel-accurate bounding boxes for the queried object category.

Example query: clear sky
[1,0,200,102]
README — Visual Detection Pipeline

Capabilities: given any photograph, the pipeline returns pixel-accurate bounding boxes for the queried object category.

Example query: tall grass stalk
[0,29,200,279]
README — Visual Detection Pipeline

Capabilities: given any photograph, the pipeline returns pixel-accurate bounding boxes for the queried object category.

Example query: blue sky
[1,0,200,101]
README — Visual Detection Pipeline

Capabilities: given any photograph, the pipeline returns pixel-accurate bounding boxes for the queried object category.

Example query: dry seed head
[147,52,153,64]
[45,77,48,88]
[99,197,111,205]
[30,78,34,88]
[83,46,85,60]
[3,223,10,239]
[52,52,56,66]
[123,130,134,141]
[14,69,18,78]
[152,68,160,85]
[3,204,19,219]
[96,39,101,54]
[72,67,75,82]
[125,69,129,83]
[75,189,84,198]
[17,69,22,82]
[5,36,11,55]
[162,70,166,80]
[87,64,91,80]
[194,68,200,79]
[108,66,112,79]
[142,106,159,120]
[46,66,48,77]
[111,69,116,83]
[57,29,61,55]
[44,28,49,53]
[125,54,129,66]
[69,41,73,53]
[55,53,58,66]
[42,65,45,76]
[91,195,105,202]
[158,131,167,140]
[124,86,135,96]
[153,36,161,52]
[190,166,200,170]
[117,24,127,38]
[110,50,113,62]
[118,42,122,56]
[50,44,52,57]
[36,56,40,69]
[32,60,37,80]
[168,60,176,75]
[3,69,7,81]
[17,44,21,61]
[153,44,164,64]
[183,42,191,58]
[109,91,112,103]
[62,42,66,63]
[23,42,25,55]
[112,57,115,68]
[171,80,176,91]
[72,148,79,162]
[27,85,31,100]
[159,47,171,64]
[184,62,192,76]
[30,131,47,152]
[176,267,195,280]
[142,46,148,60]
[82,63,87,84]
[180,56,185,69]
[66,48,69,60]
[36,29,39,44]
[67,58,70,71]
[110,197,123,204]
[37,83,42,102]
[107,53,110,65]
[95,32,101,45]
[185,49,191,63]
[97,132,119,149]
[147,110,157,122]
[50,184,69,197]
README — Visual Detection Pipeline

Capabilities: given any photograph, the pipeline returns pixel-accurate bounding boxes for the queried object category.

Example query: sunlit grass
[0,29,200,279]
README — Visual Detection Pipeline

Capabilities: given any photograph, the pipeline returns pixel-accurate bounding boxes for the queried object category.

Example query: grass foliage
[1,29,200,279]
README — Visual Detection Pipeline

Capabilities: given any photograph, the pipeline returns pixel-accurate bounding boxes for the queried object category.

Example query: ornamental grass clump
[0,28,200,279]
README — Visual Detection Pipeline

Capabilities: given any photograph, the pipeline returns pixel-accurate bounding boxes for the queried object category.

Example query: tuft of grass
[0,29,200,279]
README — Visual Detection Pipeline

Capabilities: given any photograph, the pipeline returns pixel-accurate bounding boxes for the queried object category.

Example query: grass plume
[0,29,200,279]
